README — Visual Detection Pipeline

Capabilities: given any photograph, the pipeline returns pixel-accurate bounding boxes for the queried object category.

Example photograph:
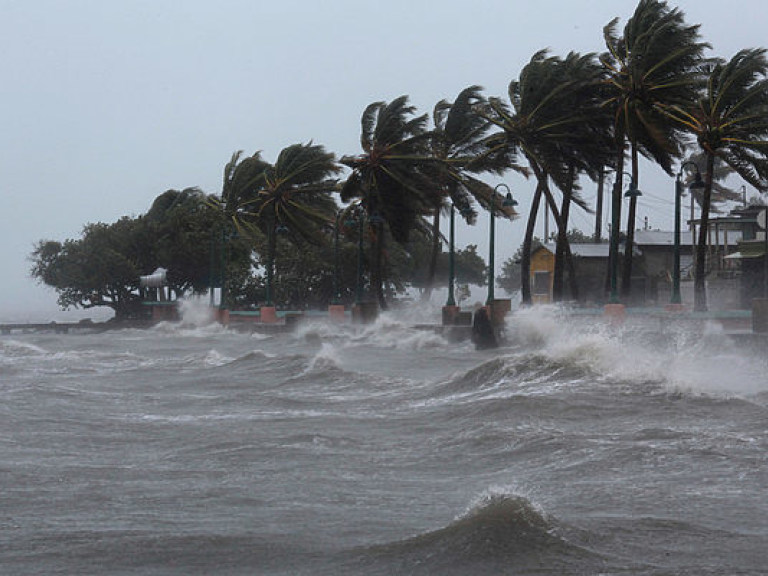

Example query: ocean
[1,303,767,575]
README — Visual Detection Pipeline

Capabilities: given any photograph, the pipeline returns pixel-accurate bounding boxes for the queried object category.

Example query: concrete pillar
[352,302,378,324]
[260,306,278,323]
[489,299,511,327]
[328,304,347,322]
[603,303,626,325]
[442,305,460,326]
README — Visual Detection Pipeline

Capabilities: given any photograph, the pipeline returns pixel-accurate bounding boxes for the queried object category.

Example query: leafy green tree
[144,187,225,296]
[31,218,148,318]
[340,96,436,309]
[662,48,768,310]
[601,0,708,297]
[409,242,487,290]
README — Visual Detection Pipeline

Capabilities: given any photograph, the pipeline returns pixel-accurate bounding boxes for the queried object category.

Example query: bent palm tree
[662,48,768,311]
[481,50,611,304]
[422,85,519,300]
[213,144,340,306]
[340,96,435,309]
[601,0,708,298]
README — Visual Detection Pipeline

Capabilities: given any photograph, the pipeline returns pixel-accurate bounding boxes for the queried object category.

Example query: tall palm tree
[213,143,340,306]
[481,50,611,305]
[422,85,518,300]
[340,96,436,309]
[661,48,768,311]
[601,0,708,298]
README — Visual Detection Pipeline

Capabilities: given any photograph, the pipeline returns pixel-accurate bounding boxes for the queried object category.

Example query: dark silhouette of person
[472,307,498,350]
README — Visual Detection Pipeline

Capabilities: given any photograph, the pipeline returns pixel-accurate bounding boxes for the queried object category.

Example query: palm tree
[340,96,436,310]
[421,85,518,300]
[661,48,768,311]
[601,0,708,298]
[213,143,340,306]
[481,50,611,305]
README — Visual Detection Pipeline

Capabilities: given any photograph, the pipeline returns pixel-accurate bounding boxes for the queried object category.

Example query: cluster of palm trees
[213,0,768,313]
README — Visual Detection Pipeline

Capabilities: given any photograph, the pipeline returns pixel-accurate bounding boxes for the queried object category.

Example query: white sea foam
[0,339,48,358]
[178,297,218,326]
[505,305,767,398]
[306,342,343,372]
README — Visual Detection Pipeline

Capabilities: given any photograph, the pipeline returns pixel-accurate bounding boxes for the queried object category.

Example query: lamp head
[689,171,705,191]
[502,192,518,207]
[624,179,642,198]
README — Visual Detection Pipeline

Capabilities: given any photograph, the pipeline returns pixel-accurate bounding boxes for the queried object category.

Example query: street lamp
[487,183,518,305]
[671,162,705,306]
[608,172,640,303]
[332,213,342,305]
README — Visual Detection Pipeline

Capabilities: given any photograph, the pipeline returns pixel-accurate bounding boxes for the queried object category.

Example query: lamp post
[355,207,365,305]
[446,203,458,307]
[487,183,517,305]
[332,213,342,305]
[671,162,705,306]
[608,172,639,304]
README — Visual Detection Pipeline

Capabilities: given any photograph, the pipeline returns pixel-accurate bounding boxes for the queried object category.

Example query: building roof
[634,229,742,247]
[543,242,610,258]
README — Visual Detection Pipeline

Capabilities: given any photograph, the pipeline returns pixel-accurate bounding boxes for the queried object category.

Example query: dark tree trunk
[520,183,543,306]
[594,167,605,243]
[694,152,715,312]
[621,145,639,298]
[606,144,626,300]
[544,186,579,302]
[422,208,441,300]
[553,167,575,302]
[371,221,388,310]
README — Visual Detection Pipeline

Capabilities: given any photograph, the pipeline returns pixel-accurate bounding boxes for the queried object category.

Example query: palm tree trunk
[265,220,277,306]
[422,208,441,300]
[606,142,626,300]
[520,182,543,306]
[544,185,579,302]
[553,166,575,301]
[371,221,388,310]
[621,145,640,298]
[594,167,605,243]
[694,152,715,312]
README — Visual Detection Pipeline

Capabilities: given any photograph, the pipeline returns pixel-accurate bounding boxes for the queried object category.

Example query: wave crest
[355,490,600,574]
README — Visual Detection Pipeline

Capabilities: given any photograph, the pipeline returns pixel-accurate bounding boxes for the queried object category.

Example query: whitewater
[1,303,767,575]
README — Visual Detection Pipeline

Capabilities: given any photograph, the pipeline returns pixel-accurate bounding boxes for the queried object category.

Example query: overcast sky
[2,0,766,321]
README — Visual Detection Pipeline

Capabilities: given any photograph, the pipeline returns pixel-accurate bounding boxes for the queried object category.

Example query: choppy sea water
[1,303,767,575]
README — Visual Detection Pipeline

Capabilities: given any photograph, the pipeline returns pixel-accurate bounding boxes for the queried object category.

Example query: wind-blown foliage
[421,85,517,299]
[661,48,768,310]
[340,96,436,309]
[601,0,708,296]
[481,50,611,304]
[211,143,340,306]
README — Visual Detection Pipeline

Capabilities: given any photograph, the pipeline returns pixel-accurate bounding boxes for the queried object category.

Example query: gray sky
[2,0,766,321]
